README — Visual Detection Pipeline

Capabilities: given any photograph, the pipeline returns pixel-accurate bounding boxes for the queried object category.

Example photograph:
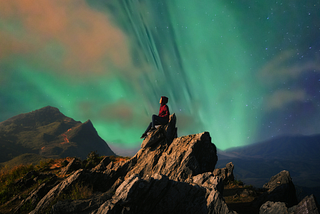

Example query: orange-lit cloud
[100,101,134,122]
[0,0,131,75]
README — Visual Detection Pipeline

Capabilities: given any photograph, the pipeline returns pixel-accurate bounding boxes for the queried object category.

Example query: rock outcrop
[259,194,320,214]
[292,194,319,214]
[253,170,298,209]
[141,113,177,148]
[90,173,234,214]
[60,158,82,176]
[213,162,234,184]
[28,115,235,214]
[259,201,289,214]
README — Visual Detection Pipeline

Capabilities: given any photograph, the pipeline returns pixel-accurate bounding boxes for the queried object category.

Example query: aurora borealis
[1,1,320,155]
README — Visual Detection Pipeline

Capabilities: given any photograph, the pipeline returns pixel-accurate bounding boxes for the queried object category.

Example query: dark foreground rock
[259,194,320,214]
[50,173,235,214]
[213,162,234,184]
[252,170,298,209]
[259,201,289,214]
[87,173,235,214]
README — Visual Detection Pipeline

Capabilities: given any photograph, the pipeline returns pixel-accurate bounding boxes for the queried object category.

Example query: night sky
[1,0,320,155]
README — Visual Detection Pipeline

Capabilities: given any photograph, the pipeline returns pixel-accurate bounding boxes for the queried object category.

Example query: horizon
[1,104,319,157]
[1,1,320,153]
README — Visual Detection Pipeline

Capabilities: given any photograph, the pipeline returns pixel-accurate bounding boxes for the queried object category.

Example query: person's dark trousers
[143,114,169,134]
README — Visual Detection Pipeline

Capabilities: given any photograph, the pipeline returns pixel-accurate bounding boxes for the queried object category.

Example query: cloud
[258,50,320,85]
[265,89,308,111]
[0,0,132,76]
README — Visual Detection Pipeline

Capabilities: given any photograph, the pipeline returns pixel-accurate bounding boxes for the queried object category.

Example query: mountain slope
[224,134,320,161]
[0,106,115,163]
[217,134,320,188]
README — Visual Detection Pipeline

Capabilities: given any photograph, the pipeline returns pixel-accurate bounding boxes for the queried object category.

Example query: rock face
[60,158,82,176]
[93,174,221,214]
[29,116,234,214]
[259,201,288,214]
[0,106,115,162]
[253,170,298,208]
[141,113,177,148]
[259,194,320,214]
[124,131,218,182]
[292,194,319,214]
[213,162,234,184]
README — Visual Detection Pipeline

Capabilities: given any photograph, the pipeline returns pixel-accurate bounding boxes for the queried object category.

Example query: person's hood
[161,96,168,105]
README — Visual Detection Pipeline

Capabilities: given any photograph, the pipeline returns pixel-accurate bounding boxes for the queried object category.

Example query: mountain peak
[0,106,115,162]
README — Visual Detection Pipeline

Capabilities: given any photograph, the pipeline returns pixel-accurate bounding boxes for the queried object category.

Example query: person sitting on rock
[140,96,170,139]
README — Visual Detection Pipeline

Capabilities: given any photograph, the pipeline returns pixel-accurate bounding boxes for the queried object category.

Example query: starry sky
[1,0,320,156]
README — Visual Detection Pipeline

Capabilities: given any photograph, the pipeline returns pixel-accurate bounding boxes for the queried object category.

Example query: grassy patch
[67,182,93,200]
[0,153,132,213]
[0,164,35,204]
[108,155,131,163]
[41,182,93,214]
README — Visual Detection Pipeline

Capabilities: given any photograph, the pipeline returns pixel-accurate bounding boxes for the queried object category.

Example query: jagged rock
[187,172,224,194]
[30,169,85,214]
[213,162,234,184]
[258,194,319,214]
[289,194,319,214]
[93,174,235,214]
[163,113,178,140]
[14,173,58,213]
[187,172,235,214]
[253,170,298,208]
[60,158,82,176]
[259,201,288,214]
[91,156,112,172]
[51,191,114,214]
[125,131,218,182]
[141,113,177,148]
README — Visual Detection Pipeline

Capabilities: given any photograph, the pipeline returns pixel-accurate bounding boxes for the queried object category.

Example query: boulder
[289,194,319,214]
[259,201,288,214]
[260,194,320,214]
[187,172,224,194]
[213,162,234,184]
[253,170,298,208]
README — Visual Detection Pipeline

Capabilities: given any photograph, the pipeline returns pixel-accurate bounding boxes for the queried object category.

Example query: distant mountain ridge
[223,134,320,161]
[0,106,115,164]
[217,134,320,189]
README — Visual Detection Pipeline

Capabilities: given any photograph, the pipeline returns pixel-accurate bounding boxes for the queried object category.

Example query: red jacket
[159,104,170,119]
